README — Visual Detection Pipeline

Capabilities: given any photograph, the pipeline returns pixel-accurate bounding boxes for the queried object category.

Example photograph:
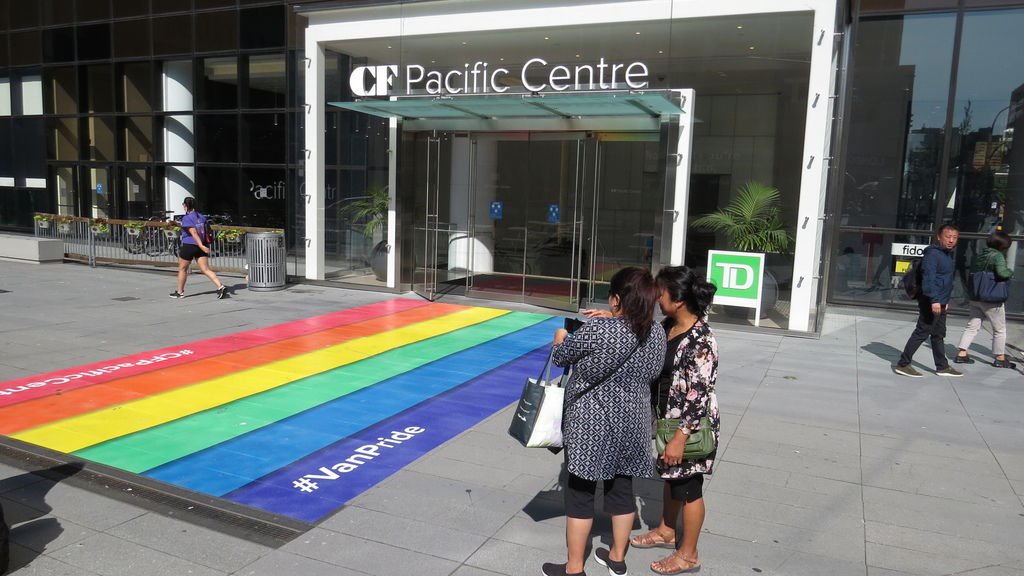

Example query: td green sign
[706,250,765,326]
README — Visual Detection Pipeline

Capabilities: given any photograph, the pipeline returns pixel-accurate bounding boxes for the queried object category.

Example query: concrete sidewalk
[1,261,1022,576]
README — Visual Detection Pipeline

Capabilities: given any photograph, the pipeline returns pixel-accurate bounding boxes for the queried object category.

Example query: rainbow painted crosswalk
[0,300,556,522]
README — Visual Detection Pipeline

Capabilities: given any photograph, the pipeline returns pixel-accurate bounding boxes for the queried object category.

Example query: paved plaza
[1,260,1023,576]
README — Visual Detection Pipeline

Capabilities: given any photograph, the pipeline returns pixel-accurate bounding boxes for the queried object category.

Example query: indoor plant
[338,185,390,281]
[691,181,794,317]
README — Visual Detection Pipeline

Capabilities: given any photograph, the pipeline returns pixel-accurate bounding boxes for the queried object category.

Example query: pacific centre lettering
[292,426,426,493]
[350,58,649,97]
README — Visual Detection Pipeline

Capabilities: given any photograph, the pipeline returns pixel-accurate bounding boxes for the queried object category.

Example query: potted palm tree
[338,185,390,281]
[691,181,794,318]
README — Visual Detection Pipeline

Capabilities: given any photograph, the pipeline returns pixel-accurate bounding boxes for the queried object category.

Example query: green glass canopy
[330,92,684,120]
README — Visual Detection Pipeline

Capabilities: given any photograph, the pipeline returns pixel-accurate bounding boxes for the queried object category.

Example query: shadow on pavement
[861,341,902,364]
[0,462,84,575]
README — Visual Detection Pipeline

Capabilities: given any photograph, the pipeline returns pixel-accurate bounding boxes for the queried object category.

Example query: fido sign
[706,250,765,327]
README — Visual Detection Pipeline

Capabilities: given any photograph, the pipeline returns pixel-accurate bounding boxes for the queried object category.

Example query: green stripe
[74,312,550,472]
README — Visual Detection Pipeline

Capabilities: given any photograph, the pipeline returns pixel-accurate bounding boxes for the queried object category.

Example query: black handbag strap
[565,337,643,409]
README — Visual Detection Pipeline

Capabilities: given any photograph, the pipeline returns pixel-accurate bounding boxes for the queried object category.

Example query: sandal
[629,529,675,549]
[651,553,701,575]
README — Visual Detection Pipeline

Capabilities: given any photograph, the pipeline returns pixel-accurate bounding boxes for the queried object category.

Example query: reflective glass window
[122,63,154,113]
[125,116,154,162]
[50,66,77,114]
[240,6,284,49]
[860,0,957,11]
[197,0,234,8]
[842,14,956,230]
[0,34,8,67]
[10,31,42,66]
[51,116,79,160]
[153,15,192,55]
[947,8,1024,246]
[8,2,38,29]
[0,119,11,177]
[114,18,150,58]
[196,114,238,162]
[113,0,148,18]
[43,0,74,26]
[196,166,239,217]
[153,0,191,14]
[196,10,237,53]
[0,0,8,31]
[43,27,75,63]
[242,113,285,163]
[77,23,111,61]
[0,78,9,116]
[77,0,110,22]
[199,57,238,110]
[246,54,285,109]
[84,65,114,113]
[241,167,286,228]
[87,116,116,161]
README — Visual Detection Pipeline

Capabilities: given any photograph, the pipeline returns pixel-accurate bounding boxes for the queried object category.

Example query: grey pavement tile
[728,428,862,458]
[721,442,862,484]
[862,486,1024,550]
[48,533,228,576]
[283,527,459,576]
[709,491,863,532]
[867,541,988,576]
[105,512,272,573]
[6,543,101,576]
[865,521,1024,569]
[860,433,1003,468]
[232,550,369,576]
[490,515,564,554]
[318,504,487,562]
[861,456,1019,506]
[709,466,862,515]
[773,550,868,576]
[463,538,551,576]
[686,531,802,573]
[9,515,98,555]
[867,566,921,576]
[349,469,532,534]
[707,509,865,564]
[1,480,147,532]
[450,566,509,576]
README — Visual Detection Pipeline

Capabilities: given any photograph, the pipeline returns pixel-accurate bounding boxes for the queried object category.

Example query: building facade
[2,0,1022,333]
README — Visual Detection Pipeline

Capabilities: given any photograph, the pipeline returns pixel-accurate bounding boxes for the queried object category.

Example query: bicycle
[122,212,180,257]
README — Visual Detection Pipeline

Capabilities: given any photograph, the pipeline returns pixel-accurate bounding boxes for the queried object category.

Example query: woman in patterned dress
[542,267,666,576]
[630,266,719,575]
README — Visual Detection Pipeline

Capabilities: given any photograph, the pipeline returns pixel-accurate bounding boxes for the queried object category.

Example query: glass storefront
[833,5,1024,318]
[314,6,815,327]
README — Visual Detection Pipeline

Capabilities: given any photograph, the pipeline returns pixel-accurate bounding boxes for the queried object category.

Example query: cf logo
[714,262,755,290]
[350,65,398,97]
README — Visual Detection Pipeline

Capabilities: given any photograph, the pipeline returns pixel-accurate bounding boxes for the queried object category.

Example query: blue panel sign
[490,201,503,220]
[547,204,560,224]
[96,183,104,195]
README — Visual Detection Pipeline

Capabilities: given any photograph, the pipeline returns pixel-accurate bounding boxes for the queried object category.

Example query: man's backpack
[901,257,923,298]
[198,214,214,245]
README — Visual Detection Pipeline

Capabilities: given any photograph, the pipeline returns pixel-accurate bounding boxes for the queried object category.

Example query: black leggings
[564,472,636,519]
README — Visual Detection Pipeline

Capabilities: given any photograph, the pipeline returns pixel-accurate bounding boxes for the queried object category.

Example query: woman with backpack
[169,197,228,300]
[955,230,1014,368]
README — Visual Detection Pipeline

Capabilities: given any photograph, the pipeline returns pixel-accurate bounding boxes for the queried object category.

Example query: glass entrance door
[411,131,473,300]
[466,133,588,311]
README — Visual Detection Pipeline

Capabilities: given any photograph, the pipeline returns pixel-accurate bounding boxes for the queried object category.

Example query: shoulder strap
[566,337,644,408]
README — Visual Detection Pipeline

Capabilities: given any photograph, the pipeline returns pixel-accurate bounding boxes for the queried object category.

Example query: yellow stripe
[14,307,507,453]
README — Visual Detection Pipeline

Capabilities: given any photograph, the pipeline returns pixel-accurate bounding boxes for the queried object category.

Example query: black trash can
[247,231,286,292]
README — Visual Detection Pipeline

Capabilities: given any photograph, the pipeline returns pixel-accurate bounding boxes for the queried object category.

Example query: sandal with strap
[630,529,676,549]
[651,553,701,575]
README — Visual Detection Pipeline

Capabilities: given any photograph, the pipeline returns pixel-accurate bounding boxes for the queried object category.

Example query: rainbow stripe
[0,300,556,522]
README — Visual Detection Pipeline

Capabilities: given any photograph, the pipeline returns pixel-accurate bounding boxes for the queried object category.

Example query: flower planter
[36,220,50,229]
[90,226,109,235]
[163,229,179,239]
[126,227,142,237]
[57,224,72,234]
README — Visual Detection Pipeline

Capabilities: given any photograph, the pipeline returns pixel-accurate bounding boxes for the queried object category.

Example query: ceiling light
[635,31,641,35]
[748,46,755,50]
[544,36,550,40]
[386,45,392,49]
[658,50,664,54]
[575,54,581,58]
[737,25,744,30]
[461,41,467,45]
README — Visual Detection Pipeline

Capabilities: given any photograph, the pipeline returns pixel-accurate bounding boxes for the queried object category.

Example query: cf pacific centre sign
[350,57,650,97]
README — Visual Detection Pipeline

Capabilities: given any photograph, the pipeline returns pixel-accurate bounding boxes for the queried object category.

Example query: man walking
[895,224,963,378]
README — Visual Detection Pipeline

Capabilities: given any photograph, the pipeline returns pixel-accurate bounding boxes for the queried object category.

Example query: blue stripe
[143,318,560,498]
[224,344,552,522]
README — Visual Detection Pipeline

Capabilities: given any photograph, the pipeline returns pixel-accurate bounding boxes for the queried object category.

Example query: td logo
[706,250,764,301]
[349,65,398,97]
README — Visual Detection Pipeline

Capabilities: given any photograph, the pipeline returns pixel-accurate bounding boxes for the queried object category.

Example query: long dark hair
[608,267,658,340]
[182,196,196,213]
[656,266,717,318]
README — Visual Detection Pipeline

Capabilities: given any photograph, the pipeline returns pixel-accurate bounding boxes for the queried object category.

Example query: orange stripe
[0,303,467,435]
